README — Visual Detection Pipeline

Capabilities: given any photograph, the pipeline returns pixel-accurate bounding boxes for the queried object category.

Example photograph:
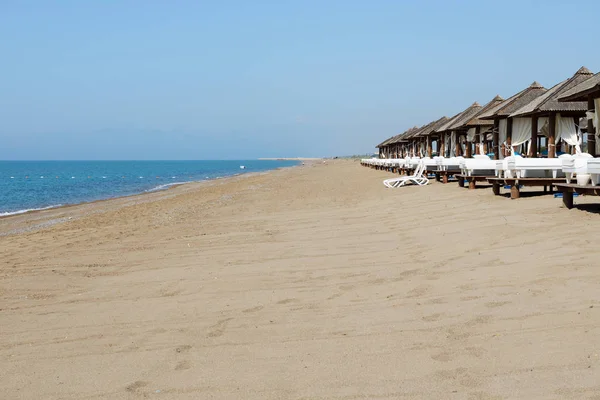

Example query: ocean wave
[0,204,63,217]
[145,182,189,192]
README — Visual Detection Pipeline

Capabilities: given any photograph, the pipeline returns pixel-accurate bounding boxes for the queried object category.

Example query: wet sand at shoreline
[1,160,600,399]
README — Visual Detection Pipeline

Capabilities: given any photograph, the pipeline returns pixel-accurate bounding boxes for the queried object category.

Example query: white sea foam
[0,204,63,217]
[145,182,188,193]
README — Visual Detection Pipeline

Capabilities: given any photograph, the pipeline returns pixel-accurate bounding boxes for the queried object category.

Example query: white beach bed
[501,155,567,179]
[436,156,464,171]
[460,155,498,177]
[561,154,600,184]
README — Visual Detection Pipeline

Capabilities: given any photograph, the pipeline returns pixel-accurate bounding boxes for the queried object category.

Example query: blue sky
[1,0,599,160]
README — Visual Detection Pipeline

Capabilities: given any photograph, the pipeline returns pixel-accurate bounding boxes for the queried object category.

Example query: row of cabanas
[376,67,600,161]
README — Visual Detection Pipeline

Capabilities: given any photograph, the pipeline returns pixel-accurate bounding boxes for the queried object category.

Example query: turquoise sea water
[0,160,299,216]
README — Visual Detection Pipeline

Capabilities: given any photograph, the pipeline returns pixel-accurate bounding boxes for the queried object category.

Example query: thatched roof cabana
[412,116,449,157]
[559,72,600,102]
[402,116,449,157]
[453,95,505,157]
[474,81,547,158]
[478,82,547,120]
[415,116,449,138]
[376,126,421,158]
[391,126,421,157]
[558,72,600,156]
[433,102,482,157]
[509,67,594,157]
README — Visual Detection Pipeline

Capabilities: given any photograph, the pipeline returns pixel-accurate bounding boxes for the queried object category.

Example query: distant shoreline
[0,161,302,223]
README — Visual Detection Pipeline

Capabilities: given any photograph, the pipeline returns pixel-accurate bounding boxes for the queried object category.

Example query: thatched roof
[558,72,600,102]
[392,126,421,142]
[460,95,504,127]
[413,116,449,138]
[478,81,546,120]
[376,136,396,148]
[435,102,482,133]
[510,67,594,117]
[405,121,436,139]
[377,132,404,147]
[378,126,420,146]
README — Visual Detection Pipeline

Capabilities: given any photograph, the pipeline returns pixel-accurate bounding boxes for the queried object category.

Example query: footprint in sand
[242,305,264,313]
[422,313,444,322]
[485,301,511,308]
[207,318,233,338]
[406,285,431,298]
[175,360,192,370]
[431,351,453,362]
[276,298,298,305]
[126,381,148,393]
[175,344,192,353]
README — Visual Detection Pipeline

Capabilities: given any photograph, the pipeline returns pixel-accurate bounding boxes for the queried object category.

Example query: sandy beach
[1,160,600,399]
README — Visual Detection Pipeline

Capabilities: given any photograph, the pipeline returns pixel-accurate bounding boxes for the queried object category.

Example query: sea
[0,160,299,216]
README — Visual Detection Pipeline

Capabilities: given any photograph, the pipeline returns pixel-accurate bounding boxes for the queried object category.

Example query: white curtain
[444,134,450,157]
[557,113,581,153]
[450,132,457,156]
[592,98,600,154]
[466,127,476,142]
[498,119,507,159]
[511,117,532,147]
[538,117,549,136]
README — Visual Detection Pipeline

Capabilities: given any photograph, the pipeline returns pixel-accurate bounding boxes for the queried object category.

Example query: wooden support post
[563,190,574,209]
[493,119,500,160]
[440,133,445,157]
[548,113,556,158]
[506,118,513,157]
[474,126,481,155]
[455,133,461,157]
[589,96,597,157]
[510,184,520,199]
[531,116,538,157]
[492,183,500,196]
[458,176,465,187]
[427,135,433,158]
[465,139,472,158]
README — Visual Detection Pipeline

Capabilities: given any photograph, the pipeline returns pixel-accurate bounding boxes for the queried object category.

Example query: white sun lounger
[383,162,429,188]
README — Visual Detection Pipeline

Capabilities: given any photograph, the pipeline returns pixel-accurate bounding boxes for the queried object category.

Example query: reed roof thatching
[376,136,396,148]
[404,123,434,139]
[434,102,481,133]
[510,67,593,118]
[460,95,504,128]
[477,81,546,120]
[412,116,449,138]
[390,126,420,143]
[558,72,600,102]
